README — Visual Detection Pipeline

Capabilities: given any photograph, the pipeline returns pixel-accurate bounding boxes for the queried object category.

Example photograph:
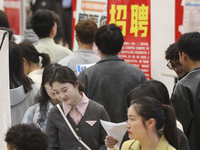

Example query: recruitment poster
[0,30,10,149]
[107,0,151,80]
[176,0,200,42]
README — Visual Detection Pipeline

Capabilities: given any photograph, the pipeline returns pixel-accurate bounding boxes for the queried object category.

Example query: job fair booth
[1,0,199,149]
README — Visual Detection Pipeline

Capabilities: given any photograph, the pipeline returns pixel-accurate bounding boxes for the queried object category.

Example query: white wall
[0,0,3,10]
[151,0,177,96]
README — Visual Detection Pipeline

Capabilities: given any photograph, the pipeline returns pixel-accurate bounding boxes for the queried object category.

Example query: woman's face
[44,82,57,100]
[52,81,81,106]
[126,105,147,141]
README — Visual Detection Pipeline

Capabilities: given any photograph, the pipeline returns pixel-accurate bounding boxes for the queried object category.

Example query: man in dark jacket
[171,32,200,150]
[78,24,147,123]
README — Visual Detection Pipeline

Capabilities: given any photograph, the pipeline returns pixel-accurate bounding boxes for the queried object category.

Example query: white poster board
[73,0,107,52]
[0,30,11,149]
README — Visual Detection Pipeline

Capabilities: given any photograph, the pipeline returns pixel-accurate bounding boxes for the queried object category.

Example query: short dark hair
[5,124,48,150]
[94,24,124,55]
[75,19,98,44]
[18,42,50,68]
[165,43,179,61]
[126,80,170,107]
[0,10,10,28]
[31,9,55,38]
[177,32,200,61]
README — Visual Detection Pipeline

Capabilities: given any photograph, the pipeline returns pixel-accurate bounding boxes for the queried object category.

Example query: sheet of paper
[100,120,127,148]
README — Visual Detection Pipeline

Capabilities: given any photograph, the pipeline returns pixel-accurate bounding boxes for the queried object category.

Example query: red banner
[175,0,183,42]
[107,0,151,80]
[4,0,20,35]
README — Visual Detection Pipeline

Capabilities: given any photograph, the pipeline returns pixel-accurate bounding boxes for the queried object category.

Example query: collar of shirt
[38,37,54,45]
[74,49,96,54]
[62,92,89,116]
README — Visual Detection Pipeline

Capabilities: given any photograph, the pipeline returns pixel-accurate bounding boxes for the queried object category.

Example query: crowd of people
[1,6,200,150]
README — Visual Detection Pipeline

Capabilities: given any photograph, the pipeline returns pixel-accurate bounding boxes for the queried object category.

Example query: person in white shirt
[59,19,100,76]
[31,9,72,64]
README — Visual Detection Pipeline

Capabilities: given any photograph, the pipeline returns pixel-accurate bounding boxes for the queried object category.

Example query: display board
[0,30,11,150]
[72,0,107,52]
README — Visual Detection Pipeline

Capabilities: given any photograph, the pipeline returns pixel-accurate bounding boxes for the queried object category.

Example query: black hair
[9,41,32,92]
[36,63,61,125]
[5,124,48,150]
[178,32,200,61]
[49,10,60,27]
[149,80,171,105]
[49,66,84,92]
[165,42,179,61]
[0,10,10,28]
[31,9,55,38]
[131,96,179,150]
[126,80,170,107]
[94,24,124,55]
[18,42,50,68]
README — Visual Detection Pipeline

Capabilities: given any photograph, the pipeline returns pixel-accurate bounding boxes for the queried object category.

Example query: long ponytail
[39,53,50,68]
[18,42,50,68]
[163,104,180,150]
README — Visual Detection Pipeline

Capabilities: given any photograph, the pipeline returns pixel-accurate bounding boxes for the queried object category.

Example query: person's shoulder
[55,44,72,54]
[49,104,60,113]
[26,103,39,113]
[166,144,176,150]
[30,82,39,93]
[89,99,103,107]
[21,103,39,123]
[123,61,142,70]
[58,53,74,65]
[121,139,138,149]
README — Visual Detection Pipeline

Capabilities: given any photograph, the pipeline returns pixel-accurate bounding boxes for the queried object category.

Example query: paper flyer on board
[76,63,95,75]
[100,120,127,148]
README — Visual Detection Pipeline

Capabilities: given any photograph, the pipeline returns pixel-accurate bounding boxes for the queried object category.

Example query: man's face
[168,59,188,78]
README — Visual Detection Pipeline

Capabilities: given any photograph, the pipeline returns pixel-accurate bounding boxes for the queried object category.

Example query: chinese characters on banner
[107,0,151,80]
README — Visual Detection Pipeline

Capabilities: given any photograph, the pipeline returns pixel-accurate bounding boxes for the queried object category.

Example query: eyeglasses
[167,62,182,70]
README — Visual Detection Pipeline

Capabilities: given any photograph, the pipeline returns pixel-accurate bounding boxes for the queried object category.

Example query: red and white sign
[107,0,151,80]
[4,0,21,35]
[175,0,183,42]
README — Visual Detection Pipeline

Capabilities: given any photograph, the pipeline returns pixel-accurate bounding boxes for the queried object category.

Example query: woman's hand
[105,135,118,148]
